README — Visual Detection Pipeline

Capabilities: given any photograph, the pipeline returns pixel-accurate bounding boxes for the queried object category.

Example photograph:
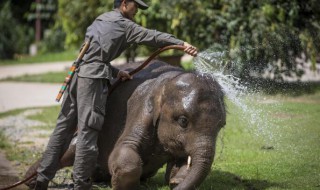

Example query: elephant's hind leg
[109,146,142,190]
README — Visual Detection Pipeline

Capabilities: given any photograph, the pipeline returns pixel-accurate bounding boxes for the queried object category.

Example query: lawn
[0,50,77,65]
[1,71,67,83]
[0,91,319,190]
[208,93,320,190]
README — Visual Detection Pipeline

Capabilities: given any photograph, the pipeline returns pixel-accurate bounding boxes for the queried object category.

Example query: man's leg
[73,77,107,190]
[36,74,78,187]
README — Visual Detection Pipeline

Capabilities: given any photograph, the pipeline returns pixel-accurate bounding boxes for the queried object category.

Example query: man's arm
[125,21,183,47]
[125,21,197,56]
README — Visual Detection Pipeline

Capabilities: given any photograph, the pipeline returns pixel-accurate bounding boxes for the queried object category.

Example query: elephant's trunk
[174,138,215,190]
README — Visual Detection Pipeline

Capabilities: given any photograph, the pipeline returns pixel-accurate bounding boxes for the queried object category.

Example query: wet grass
[209,92,320,190]
[0,92,319,189]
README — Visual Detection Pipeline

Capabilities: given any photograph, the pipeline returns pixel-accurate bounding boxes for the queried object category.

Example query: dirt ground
[0,151,29,189]
[0,109,49,189]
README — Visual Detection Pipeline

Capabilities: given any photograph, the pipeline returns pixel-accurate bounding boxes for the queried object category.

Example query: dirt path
[0,82,61,113]
[0,109,49,189]
[0,61,72,80]
[0,151,28,189]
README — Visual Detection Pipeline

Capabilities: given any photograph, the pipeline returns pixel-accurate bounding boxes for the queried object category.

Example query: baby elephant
[25,61,226,190]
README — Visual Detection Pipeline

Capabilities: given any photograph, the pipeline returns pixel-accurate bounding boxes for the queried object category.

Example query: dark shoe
[33,180,48,190]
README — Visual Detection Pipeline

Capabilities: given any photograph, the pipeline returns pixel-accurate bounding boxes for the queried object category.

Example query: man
[34,0,197,189]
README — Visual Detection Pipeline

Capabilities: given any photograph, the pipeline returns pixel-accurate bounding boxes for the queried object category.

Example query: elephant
[25,60,226,190]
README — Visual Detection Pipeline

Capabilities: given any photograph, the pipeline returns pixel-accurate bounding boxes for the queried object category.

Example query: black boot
[33,180,48,190]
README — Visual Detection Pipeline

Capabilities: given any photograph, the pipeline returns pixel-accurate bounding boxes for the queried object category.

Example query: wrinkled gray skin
[25,61,226,190]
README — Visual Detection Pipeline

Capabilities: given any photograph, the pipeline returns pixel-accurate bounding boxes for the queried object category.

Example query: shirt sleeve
[125,21,184,47]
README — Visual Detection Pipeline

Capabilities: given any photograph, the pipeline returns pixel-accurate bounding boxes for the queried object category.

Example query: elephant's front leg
[165,159,190,188]
[109,145,142,190]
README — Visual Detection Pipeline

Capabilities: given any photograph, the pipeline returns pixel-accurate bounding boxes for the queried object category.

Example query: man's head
[115,0,148,20]
[114,0,148,9]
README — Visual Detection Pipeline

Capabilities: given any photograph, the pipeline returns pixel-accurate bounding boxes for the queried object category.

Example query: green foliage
[55,0,319,80]
[0,0,61,59]
[58,0,113,48]
[0,1,33,59]
[138,0,320,81]
[38,24,66,53]
[30,0,65,53]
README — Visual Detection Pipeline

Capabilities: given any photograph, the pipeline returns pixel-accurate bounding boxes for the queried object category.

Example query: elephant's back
[97,61,184,168]
[117,60,184,78]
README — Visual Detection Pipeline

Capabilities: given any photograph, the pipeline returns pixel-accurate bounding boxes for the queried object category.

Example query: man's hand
[183,42,198,57]
[117,70,132,81]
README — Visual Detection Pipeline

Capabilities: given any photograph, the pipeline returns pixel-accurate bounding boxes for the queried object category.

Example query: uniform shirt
[78,9,184,79]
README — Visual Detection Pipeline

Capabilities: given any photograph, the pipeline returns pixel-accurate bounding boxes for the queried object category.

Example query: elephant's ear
[152,85,165,126]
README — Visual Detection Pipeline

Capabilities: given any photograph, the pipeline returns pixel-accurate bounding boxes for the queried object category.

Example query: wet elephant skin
[25,61,226,190]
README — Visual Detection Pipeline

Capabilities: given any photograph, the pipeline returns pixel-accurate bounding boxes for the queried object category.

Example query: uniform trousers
[36,73,108,190]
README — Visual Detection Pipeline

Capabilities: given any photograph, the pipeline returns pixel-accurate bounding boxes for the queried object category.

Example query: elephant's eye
[177,116,189,128]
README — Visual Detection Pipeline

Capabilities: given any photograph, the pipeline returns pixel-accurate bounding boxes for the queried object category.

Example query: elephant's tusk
[187,156,192,170]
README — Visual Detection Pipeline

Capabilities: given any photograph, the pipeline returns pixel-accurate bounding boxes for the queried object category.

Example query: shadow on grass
[201,170,283,190]
[48,169,283,190]
[139,169,282,190]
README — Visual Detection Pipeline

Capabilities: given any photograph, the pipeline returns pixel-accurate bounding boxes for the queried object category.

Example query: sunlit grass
[0,50,77,65]
[1,71,67,83]
[0,92,319,189]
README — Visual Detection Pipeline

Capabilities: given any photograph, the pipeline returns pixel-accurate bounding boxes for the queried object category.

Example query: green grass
[0,132,40,169]
[27,106,60,124]
[0,50,77,65]
[206,93,320,190]
[0,131,11,149]
[0,108,26,119]
[1,92,319,190]
[1,71,67,83]
[0,106,59,159]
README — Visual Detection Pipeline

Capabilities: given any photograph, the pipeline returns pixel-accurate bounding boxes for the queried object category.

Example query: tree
[56,0,319,81]
[0,1,34,59]
[138,0,320,81]
[58,0,113,49]
[0,0,58,59]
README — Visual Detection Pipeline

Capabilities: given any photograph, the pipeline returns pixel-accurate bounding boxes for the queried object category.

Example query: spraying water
[193,49,282,146]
